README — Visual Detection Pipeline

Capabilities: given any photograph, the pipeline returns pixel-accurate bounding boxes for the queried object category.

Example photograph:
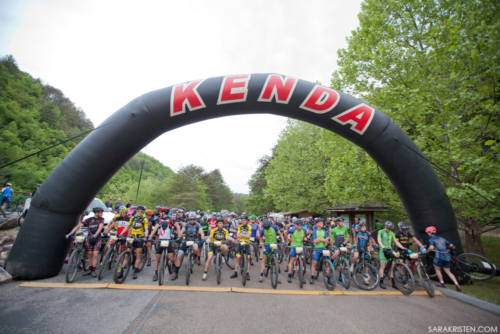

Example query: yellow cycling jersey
[237,224,252,243]
[210,228,229,242]
[128,216,149,237]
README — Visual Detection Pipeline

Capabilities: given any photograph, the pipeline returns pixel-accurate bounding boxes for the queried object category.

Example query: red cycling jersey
[209,219,217,229]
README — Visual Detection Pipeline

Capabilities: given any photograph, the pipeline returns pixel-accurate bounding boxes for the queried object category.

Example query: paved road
[1,255,499,333]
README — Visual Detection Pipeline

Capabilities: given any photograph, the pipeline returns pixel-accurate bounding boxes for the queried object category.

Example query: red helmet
[160,207,170,213]
[425,226,437,234]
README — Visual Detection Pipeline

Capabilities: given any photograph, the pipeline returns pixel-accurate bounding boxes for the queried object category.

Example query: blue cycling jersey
[2,187,12,198]
[250,223,259,238]
[355,231,372,247]
[429,236,452,261]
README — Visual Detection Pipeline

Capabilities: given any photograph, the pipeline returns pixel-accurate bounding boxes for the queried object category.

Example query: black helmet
[36,184,41,187]
[358,221,366,227]
[136,205,146,211]
[93,207,104,213]
[240,215,248,220]
[317,217,323,222]
[385,221,394,229]
[263,219,272,229]
[296,219,303,225]
[216,217,224,223]
[160,207,170,213]
[181,207,186,211]
[200,211,205,215]
[400,223,410,232]
[155,206,161,210]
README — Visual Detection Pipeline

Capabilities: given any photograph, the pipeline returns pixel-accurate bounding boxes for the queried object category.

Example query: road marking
[19,282,109,289]
[18,282,441,296]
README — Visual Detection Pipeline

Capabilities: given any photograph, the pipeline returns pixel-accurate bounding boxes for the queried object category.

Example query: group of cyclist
[65,204,461,292]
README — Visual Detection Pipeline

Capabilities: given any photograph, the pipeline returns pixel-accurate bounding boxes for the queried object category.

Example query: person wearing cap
[32,184,41,198]
[1,182,13,218]
[114,198,123,213]
[125,199,133,208]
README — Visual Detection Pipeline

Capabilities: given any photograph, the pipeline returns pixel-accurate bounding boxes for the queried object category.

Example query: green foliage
[329,0,500,253]
[244,155,275,216]
[0,55,94,191]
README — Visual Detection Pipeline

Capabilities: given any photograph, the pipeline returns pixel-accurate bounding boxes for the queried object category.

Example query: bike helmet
[36,184,42,187]
[296,219,303,225]
[358,221,366,227]
[400,223,410,232]
[93,207,104,213]
[171,207,178,211]
[6,183,12,186]
[317,217,323,222]
[136,205,146,211]
[155,205,161,210]
[385,221,394,229]
[250,215,257,220]
[202,216,209,223]
[178,208,184,213]
[425,226,437,234]
[217,217,224,223]
[263,219,272,229]
[200,211,205,215]
[188,212,196,219]
[292,217,297,221]
[240,215,248,220]
[160,207,170,213]
[181,207,186,211]
[119,206,128,213]
[146,209,153,215]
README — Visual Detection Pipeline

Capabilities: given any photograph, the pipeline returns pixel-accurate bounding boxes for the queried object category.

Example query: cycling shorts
[263,244,278,256]
[355,246,369,256]
[209,244,226,255]
[132,239,144,250]
[290,247,304,258]
[313,248,325,262]
[86,237,101,252]
[2,197,10,204]
[236,243,251,257]
[155,240,174,254]
[379,248,393,263]
[433,257,451,269]
[179,241,199,255]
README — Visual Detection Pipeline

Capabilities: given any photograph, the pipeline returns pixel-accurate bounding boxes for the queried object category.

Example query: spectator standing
[125,199,133,208]
[352,217,360,236]
[1,182,13,218]
[32,184,41,198]
[374,219,383,230]
[104,196,113,209]
[114,198,123,212]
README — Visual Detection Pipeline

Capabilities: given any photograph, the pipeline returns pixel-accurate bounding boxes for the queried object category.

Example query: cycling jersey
[312,229,328,248]
[429,236,452,261]
[260,225,279,243]
[82,217,104,237]
[2,187,12,198]
[208,219,217,229]
[287,227,305,247]
[223,220,232,232]
[182,222,202,241]
[127,215,149,238]
[377,229,396,249]
[330,226,349,246]
[112,214,130,236]
[200,221,209,234]
[237,224,252,243]
[210,228,229,242]
[250,223,259,238]
[355,230,372,250]
[158,217,175,240]
[395,230,414,248]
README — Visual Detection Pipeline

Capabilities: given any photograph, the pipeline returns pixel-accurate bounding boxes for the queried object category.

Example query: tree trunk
[463,226,486,256]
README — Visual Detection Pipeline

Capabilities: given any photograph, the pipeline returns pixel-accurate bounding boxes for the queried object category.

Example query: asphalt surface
[1,253,499,333]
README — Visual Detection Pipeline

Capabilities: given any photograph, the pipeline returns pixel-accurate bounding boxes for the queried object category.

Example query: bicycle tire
[369,256,380,269]
[98,246,113,280]
[66,249,80,283]
[323,259,336,291]
[393,262,415,295]
[114,250,131,284]
[159,250,166,286]
[271,256,279,289]
[416,264,434,297]
[456,253,496,281]
[298,256,304,289]
[241,255,247,286]
[341,258,351,289]
[136,245,147,272]
[254,244,259,262]
[216,253,221,285]
[225,248,235,270]
[352,262,379,291]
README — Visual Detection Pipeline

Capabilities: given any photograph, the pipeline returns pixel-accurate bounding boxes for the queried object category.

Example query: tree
[245,154,275,216]
[330,0,500,254]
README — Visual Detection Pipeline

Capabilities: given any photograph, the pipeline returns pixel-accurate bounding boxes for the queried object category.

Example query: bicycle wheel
[240,255,247,286]
[159,250,166,286]
[353,262,379,291]
[98,247,113,280]
[203,242,208,263]
[136,245,147,272]
[323,259,336,291]
[298,256,304,289]
[340,259,351,289]
[186,253,193,285]
[225,247,235,270]
[416,264,434,297]
[278,245,284,263]
[66,249,80,283]
[114,251,131,284]
[254,244,259,262]
[393,262,415,295]
[369,256,380,270]
[310,256,320,279]
[271,256,279,289]
[456,253,496,281]
[216,253,221,285]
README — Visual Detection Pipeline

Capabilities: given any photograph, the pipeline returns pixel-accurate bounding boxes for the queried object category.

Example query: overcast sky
[1,0,363,194]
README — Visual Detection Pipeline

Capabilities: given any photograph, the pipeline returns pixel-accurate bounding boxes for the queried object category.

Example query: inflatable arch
[6,74,461,279]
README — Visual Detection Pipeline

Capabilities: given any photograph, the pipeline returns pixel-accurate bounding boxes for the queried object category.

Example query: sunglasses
[137,210,144,213]
[189,218,195,221]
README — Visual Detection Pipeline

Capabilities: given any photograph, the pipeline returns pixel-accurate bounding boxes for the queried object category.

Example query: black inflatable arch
[6,74,461,279]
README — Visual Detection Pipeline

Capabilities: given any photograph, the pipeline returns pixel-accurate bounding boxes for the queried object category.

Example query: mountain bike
[157,239,175,286]
[289,246,306,288]
[368,244,381,269]
[202,236,210,263]
[263,243,280,289]
[113,237,147,284]
[352,250,379,291]
[66,234,89,283]
[304,239,313,264]
[182,241,196,286]
[333,245,351,289]
[224,233,237,270]
[236,241,251,287]
[383,249,415,295]
[211,240,226,284]
[310,248,336,291]
[403,250,434,297]
[250,237,260,263]
[98,233,121,280]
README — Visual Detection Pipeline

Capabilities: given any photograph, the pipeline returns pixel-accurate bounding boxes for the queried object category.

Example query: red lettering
[299,85,340,114]
[332,104,375,135]
[258,75,298,104]
[217,75,251,105]
[170,80,206,117]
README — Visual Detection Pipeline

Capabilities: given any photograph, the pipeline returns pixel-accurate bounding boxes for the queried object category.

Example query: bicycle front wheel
[98,247,113,280]
[456,253,496,281]
[114,251,131,284]
[186,253,193,285]
[241,255,248,286]
[225,248,235,270]
[159,250,166,286]
[340,259,351,289]
[416,264,434,297]
[271,256,279,289]
[393,262,415,295]
[66,249,80,283]
[352,262,379,291]
[136,245,147,272]
[323,259,336,291]
[216,253,221,285]
[298,256,304,289]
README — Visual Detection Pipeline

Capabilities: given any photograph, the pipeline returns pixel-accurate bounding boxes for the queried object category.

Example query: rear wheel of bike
[298,257,304,288]
[340,259,351,289]
[369,256,380,270]
[114,251,131,284]
[136,245,147,272]
[66,249,80,283]
[159,250,166,286]
[241,255,248,286]
[353,262,379,291]
[456,253,495,281]
[254,244,259,262]
[225,247,235,270]
[416,264,434,297]
[98,247,113,280]
[216,253,221,285]
[186,253,193,285]
[393,262,415,295]
[271,256,279,289]
[323,259,336,291]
